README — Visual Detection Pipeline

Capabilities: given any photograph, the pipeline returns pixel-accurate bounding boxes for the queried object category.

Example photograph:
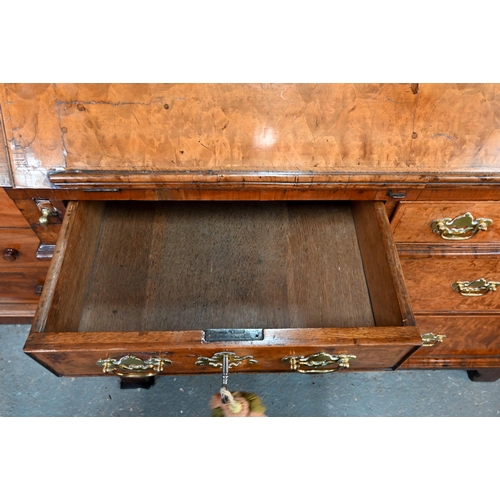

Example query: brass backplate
[421,333,446,347]
[96,355,172,376]
[195,351,257,368]
[430,212,492,240]
[452,278,500,296]
[282,352,356,373]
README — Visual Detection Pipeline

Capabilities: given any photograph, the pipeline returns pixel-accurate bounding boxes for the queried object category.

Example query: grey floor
[1,323,500,417]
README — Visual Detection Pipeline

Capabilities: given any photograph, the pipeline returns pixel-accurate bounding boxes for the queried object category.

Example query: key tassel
[210,391,267,417]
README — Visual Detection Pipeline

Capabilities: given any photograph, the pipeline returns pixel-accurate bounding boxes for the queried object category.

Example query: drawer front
[26,200,422,376]
[403,315,500,368]
[0,267,48,303]
[25,327,423,377]
[401,257,500,312]
[0,228,46,268]
[392,202,500,244]
[0,188,30,228]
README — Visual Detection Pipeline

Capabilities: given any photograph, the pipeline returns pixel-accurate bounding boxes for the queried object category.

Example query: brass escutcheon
[96,355,172,378]
[421,333,446,347]
[430,212,492,240]
[195,351,257,368]
[282,352,356,373]
[452,278,500,297]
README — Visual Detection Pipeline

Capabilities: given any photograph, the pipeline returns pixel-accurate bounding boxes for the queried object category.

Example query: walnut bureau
[1,83,499,382]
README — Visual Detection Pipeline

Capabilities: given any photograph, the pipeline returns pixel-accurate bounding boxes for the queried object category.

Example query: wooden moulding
[402,357,500,370]
[0,303,38,324]
[46,170,500,190]
[27,199,422,376]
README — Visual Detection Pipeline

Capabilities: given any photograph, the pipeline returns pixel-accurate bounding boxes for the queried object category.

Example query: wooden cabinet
[1,83,500,381]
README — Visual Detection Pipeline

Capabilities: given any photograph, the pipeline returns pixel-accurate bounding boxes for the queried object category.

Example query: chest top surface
[1,83,500,190]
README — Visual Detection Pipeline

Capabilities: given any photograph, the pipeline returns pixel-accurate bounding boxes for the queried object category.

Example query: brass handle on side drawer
[430,212,492,240]
[2,248,19,262]
[96,355,172,378]
[39,207,56,225]
[282,352,356,373]
[452,278,500,297]
[421,333,446,347]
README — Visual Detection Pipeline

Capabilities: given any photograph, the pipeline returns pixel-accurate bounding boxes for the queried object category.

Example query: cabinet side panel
[352,201,416,327]
[35,201,105,332]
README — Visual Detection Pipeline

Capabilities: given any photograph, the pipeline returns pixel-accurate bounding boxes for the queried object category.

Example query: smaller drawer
[401,257,500,312]
[392,202,500,244]
[404,315,500,368]
[0,188,30,228]
[0,267,48,303]
[0,228,46,268]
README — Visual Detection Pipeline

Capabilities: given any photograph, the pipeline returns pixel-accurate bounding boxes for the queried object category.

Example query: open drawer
[25,200,426,377]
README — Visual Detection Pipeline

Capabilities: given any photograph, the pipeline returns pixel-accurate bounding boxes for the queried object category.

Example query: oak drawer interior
[26,200,421,375]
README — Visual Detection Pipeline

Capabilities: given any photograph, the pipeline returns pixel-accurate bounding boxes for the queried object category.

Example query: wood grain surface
[0,267,48,303]
[3,84,500,189]
[0,188,30,227]
[0,228,49,268]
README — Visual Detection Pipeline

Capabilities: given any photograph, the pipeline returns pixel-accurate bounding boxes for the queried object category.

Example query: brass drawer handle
[430,212,492,240]
[421,333,446,347]
[452,278,500,297]
[39,207,57,225]
[96,355,172,378]
[36,200,59,226]
[282,352,356,373]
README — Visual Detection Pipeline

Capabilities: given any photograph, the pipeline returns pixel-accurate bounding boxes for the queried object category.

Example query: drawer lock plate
[204,328,264,342]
